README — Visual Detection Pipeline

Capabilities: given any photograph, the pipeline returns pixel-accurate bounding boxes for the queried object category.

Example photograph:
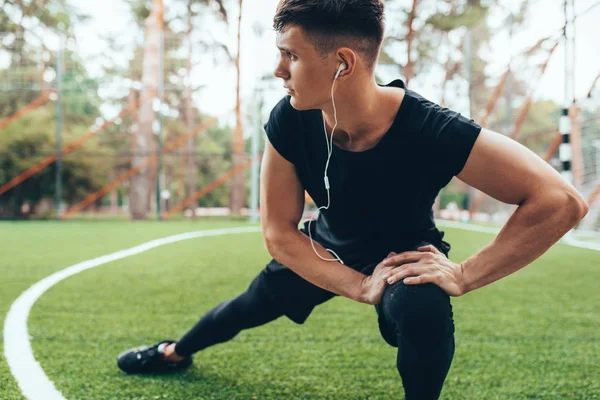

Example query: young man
[117,1,588,398]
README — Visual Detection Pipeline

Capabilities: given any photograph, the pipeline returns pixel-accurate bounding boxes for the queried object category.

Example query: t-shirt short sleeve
[419,100,482,188]
[263,96,299,164]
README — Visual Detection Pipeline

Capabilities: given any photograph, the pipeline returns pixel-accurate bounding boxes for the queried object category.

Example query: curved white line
[560,234,600,251]
[4,226,261,400]
[436,219,600,252]
[436,220,501,235]
[6,221,597,399]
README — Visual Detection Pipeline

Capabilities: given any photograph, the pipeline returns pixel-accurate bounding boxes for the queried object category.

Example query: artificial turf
[1,220,599,399]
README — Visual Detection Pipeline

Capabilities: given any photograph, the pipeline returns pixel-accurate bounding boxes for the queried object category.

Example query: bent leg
[379,280,455,400]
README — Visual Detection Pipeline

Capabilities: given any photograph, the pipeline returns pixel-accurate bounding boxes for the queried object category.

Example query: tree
[125,0,163,220]
[229,0,245,215]
[0,0,111,218]
[0,98,109,218]
[119,0,231,219]
[173,0,228,216]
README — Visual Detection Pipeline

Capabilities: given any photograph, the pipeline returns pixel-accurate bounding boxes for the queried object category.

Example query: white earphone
[335,63,347,79]
[305,63,348,265]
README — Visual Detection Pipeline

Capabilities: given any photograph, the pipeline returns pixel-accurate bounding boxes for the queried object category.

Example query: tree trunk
[127,88,138,215]
[230,0,246,216]
[177,151,184,206]
[129,0,163,220]
[185,12,197,218]
[404,0,419,86]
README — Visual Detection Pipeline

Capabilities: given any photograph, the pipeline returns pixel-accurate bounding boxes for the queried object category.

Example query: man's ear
[336,48,356,76]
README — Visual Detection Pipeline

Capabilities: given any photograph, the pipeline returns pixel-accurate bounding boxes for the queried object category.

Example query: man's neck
[321,80,405,152]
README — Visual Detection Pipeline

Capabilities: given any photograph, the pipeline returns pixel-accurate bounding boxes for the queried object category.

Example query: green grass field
[1,220,599,399]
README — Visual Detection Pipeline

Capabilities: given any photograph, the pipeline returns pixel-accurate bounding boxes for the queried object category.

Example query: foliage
[0,115,108,218]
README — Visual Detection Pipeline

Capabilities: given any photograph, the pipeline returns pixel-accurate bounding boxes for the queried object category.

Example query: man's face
[274,25,336,111]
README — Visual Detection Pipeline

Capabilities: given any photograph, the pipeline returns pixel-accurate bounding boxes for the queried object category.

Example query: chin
[289,96,315,111]
[289,96,302,110]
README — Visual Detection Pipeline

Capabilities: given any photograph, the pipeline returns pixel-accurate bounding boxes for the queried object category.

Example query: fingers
[385,263,424,284]
[378,249,443,285]
[374,252,396,276]
[403,274,436,285]
[417,244,438,253]
[417,244,447,258]
[380,266,394,281]
[390,270,439,285]
[382,251,428,267]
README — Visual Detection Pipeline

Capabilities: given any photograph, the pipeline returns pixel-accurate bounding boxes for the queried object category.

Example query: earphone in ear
[335,63,347,79]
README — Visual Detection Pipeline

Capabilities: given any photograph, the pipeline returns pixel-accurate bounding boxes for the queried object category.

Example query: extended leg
[174,272,284,357]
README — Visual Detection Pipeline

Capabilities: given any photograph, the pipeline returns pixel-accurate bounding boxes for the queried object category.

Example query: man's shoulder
[403,88,452,119]
[264,96,308,164]
[266,96,292,127]
[401,88,470,138]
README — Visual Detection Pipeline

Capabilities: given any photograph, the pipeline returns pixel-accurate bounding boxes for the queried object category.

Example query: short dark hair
[273,0,385,71]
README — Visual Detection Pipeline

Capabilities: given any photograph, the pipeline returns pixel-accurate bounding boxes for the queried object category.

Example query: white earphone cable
[305,65,345,265]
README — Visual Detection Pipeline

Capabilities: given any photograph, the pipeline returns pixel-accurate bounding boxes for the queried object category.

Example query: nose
[274,58,289,80]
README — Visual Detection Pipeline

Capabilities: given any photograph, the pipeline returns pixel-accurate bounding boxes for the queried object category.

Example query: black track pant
[175,248,455,400]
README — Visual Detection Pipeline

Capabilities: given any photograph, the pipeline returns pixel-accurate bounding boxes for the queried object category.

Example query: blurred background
[1,0,599,231]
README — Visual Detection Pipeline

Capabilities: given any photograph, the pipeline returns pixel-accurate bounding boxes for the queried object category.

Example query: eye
[278,49,297,62]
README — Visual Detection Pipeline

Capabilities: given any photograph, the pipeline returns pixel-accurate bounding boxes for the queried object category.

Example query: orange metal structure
[0,91,55,131]
[164,155,257,219]
[588,186,600,208]
[468,42,559,216]
[479,69,509,127]
[508,42,559,140]
[61,118,217,219]
[478,36,559,128]
[543,133,562,162]
[0,99,149,197]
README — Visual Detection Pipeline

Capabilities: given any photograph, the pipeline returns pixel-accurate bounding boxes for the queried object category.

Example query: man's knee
[381,280,454,338]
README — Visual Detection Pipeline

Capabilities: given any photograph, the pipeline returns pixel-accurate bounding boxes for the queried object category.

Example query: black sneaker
[117,340,193,374]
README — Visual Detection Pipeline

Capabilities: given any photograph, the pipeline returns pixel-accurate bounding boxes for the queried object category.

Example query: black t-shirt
[263,79,481,266]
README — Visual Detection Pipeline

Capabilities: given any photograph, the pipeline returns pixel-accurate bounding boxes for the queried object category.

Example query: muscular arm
[456,128,588,294]
[383,128,588,296]
[260,139,370,303]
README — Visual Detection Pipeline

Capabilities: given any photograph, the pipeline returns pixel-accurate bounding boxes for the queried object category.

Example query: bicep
[260,138,305,238]
[456,128,572,205]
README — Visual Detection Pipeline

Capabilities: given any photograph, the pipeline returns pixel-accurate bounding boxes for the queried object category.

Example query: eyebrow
[277,45,298,53]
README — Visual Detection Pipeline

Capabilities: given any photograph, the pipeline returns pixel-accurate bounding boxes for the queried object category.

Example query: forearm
[461,191,587,294]
[266,229,369,303]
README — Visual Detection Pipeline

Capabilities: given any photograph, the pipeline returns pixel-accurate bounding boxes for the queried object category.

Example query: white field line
[5,221,598,400]
[4,226,261,400]
[436,219,600,252]
[561,234,600,251]
[435,220,501,235]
